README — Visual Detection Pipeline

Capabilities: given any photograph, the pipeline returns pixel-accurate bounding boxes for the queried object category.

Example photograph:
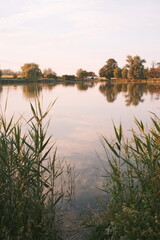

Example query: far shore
[0,77,160,85]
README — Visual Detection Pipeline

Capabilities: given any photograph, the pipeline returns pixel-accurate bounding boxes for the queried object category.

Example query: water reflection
[21,82,96,99]
[99,83,160,105]
[0,82,160,218]
[22,83,42,98]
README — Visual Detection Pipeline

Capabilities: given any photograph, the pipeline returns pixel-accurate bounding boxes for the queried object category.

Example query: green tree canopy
[76,69,96,79]
[21,63,42,81]
[76,69,87,79]
[114,67,122,78]
[43,68,57,78]
[122,68,128,79]
[99,58,118,79]
[62,75,76,81]
[126,55,146,79]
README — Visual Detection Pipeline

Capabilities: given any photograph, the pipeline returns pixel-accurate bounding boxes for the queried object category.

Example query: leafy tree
[122,68,128,79]
[99,58,118,79]
[126,55,146,79]
[76,69,88,79]
[21,63,42,81]
[114,67,122,78]
[62,75,76,81]
[46,74,57,79]
[143,68,150,79]
[0,70,2,78]
[87,72,96,77]
[43,68,57,78]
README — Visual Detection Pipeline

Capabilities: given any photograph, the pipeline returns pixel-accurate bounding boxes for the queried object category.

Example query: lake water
[0,82,160,213]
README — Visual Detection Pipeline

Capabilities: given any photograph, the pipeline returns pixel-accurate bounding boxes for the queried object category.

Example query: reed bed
[84,116,160,240]
[0,100,74,240]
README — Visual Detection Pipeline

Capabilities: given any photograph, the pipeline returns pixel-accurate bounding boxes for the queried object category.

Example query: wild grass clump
[0,100,74,240]
[85,116,160,240]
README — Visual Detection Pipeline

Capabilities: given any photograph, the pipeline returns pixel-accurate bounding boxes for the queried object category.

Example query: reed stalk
[0,99,73,240]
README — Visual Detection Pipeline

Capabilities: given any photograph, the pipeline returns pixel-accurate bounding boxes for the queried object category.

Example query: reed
[0,99,73,240]
[84,116,160,240]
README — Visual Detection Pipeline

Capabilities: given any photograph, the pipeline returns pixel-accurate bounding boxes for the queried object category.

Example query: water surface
[1,82,160,212]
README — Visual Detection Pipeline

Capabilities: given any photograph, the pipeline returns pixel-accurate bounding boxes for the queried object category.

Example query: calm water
[0,82,160,212]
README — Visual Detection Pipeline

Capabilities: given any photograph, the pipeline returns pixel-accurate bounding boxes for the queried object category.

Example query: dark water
[0,82,160,213]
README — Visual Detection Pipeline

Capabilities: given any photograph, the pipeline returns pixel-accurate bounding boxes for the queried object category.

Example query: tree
[87,72,96,77]
[126,55,146,79]
[0,70,2,78]
[114,67,122,78]
[99,58,118,79]
[143,68,150,79]
[43,68,57,78]
[21,63,42,81]
[122,68,128,79]
[62,75,76,81]
[76,69,87,79]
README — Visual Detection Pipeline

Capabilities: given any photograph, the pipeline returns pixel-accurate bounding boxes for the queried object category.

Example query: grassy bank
[84,117,160,240]
[0,100,74,240]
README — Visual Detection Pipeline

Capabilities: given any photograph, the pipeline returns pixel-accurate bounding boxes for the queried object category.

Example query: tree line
[0,55,160,81]
[99,56,160,80]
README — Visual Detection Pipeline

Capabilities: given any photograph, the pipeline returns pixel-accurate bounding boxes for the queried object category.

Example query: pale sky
[0,0,160,75]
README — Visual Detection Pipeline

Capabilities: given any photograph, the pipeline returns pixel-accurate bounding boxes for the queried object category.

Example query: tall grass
[84,116,160,240]
[0,99,74,240]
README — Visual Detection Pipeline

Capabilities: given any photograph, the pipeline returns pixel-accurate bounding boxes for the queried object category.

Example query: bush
[62,75,76,81]
[46,74,57,79]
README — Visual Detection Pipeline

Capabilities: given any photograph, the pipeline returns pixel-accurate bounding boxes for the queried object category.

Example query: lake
[0,81,160,213]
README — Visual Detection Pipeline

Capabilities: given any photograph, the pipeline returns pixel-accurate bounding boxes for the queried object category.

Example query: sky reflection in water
[0,82,160,211]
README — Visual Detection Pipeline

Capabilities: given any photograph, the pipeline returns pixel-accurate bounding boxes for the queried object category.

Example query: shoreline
[0,77,160,85]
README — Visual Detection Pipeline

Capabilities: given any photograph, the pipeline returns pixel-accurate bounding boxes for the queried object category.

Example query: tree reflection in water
[76,82,95,91]
[99,83,160,106]
[22,83,43,99]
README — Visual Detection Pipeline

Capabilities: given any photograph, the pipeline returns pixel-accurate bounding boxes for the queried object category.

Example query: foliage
[76,69,87,79]
[76,69,95,79]
[62,75,76,81]
[114,67,122,79]
[143,68,150,79]
[0,70,2,78]
[43,68,57,78]
[46,74,57,79]
[21,63,42,81]
[121,68,128,79]
[0,100,74,239]
[126,55,146,79]
[99,59,118,79]
[85,116,160,239]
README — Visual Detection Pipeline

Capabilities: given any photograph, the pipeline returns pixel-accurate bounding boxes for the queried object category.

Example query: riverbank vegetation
[0,100,74,239]
[0,55,160,83]
[84,116,160,239]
